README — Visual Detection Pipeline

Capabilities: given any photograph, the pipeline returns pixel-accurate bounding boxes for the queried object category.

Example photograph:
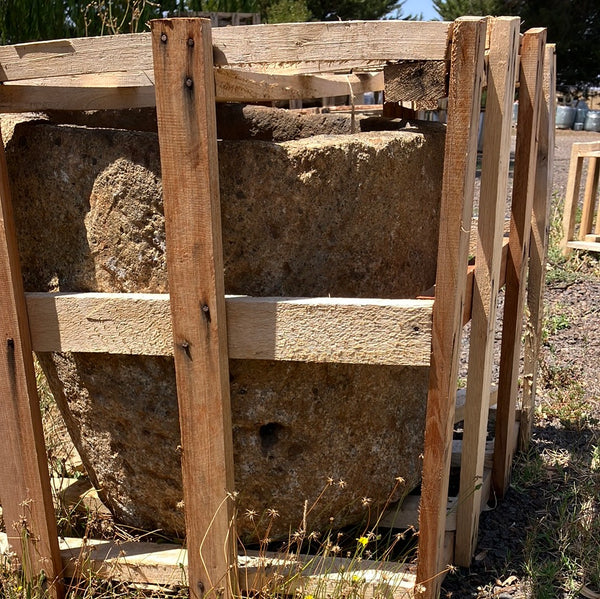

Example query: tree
[306,0,402,21]
[432,0,600,88]
[432,0,502,21]
[0,0,73,43]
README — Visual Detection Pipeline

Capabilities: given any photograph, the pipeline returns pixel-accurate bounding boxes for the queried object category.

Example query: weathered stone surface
[43,103,405,139]
[6,115,445,540]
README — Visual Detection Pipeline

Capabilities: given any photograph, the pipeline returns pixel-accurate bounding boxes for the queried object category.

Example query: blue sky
[401,0,439,20]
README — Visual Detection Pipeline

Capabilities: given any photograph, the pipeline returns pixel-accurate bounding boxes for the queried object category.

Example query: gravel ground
[441,128,600,598]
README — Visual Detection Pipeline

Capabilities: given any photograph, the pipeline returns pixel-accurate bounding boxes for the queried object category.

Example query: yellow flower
[357,536,369,547]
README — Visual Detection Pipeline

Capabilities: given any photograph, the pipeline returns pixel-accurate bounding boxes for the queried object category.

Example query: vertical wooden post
[415,17,486,599]
[561,148,585,256]
[519,43,556,451]
[579,156,600,239]
[493,28,546,499]
[151,18,235,599]
[0,135,63,596]
[454,16,520,567]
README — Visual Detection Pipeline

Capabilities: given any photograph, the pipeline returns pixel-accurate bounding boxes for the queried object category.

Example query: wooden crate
[0,17,554,599]
[561,142,600,255]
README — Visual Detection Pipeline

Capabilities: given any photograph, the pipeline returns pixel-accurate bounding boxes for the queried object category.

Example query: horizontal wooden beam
[0,70,384,112]
[25,292,433,366]
[42,535,417,597]
[566,240,600,253]
[214,69,384,102]
[0,22,452,84]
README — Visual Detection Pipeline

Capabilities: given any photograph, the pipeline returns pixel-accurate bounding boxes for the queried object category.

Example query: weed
[520,439,600,597]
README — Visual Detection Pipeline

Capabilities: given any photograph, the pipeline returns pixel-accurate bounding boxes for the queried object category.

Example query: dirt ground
[441,128,600,598]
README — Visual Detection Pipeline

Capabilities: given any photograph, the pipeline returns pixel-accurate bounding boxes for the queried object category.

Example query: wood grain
[415,17,487,599]
[579,156,599,240]
[214,68,384,102]
[151,18,234,599]
[455,17,520,567]
[493,28,546,499]
[0,132,63,594]
[48,535,418,598]
[519,43,556,451]
[565,240,600,252]
[383,60,447,109]
[0,69,384,111]
[0,21,452,84]
[25,293,433,366]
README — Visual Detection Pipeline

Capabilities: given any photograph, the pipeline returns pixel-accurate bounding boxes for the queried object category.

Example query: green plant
[520,440,600,597]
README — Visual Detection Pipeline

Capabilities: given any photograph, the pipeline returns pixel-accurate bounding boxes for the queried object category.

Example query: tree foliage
[432,0,600,88]
[306,0,401,21]
[432,0,501,21]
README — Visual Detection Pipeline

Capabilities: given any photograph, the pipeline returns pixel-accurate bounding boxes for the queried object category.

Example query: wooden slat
[416,17,486,599]
[0,21,452,84]
[215,69,384,102]
[493,28,546,499]
[50,536,418,598]
[519,43,556,451]
[565,240,600,252]
[151,19,234,599]
[25,293,433,366]
[579,156,600,240]
[455,17,520,567]
[560,153,585,256]
[0,70,385,112]
[0,80,156,112]
[383,60,447,108]
[212,21,453,72]
[0,33,153,82]
[0,130,63,594]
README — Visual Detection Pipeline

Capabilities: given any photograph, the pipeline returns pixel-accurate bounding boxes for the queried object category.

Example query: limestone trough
[6,107,444,540]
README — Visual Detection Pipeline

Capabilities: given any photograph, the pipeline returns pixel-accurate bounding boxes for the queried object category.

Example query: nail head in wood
[188,38,195,47]
[185,77,193,89]
[160,33,167,43]
[201,304,211,322]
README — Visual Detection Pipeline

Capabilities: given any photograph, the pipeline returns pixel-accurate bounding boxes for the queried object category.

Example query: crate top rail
[0,20,454,111]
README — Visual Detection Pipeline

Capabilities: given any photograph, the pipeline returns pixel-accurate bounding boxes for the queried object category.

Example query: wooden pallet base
[0,532,454,598]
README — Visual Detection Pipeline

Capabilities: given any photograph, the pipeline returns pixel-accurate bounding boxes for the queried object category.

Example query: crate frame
[561,141,600,256]
[0,17,554,599]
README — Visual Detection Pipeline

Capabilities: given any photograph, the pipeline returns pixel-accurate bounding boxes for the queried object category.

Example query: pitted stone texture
[7,118,444,540]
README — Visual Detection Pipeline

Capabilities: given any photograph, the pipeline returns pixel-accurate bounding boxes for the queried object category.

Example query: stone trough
[6,106,445,541]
